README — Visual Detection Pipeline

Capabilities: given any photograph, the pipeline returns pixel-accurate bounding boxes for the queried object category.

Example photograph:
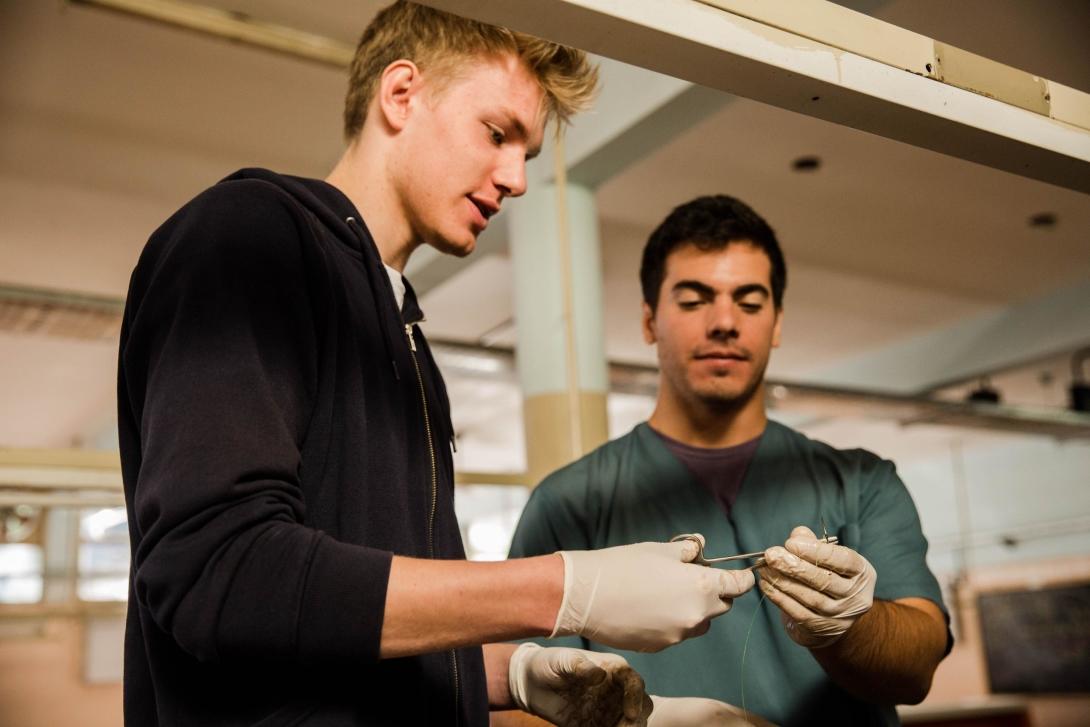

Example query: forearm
[812,598,947,704]
[490,711,552,726]
[380,554,564,658]
[485,645,553,725]
[484,643,517,709]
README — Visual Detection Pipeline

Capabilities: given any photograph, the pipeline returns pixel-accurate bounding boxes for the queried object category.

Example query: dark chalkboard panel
[978,582,1090,694]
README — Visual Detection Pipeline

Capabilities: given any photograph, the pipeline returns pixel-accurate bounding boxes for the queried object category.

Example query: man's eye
[678,300,703,310]
[740,302,763,313]
[487,125,505,145]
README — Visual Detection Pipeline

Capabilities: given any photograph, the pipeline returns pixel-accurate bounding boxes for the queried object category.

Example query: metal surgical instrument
[670,532,839,570]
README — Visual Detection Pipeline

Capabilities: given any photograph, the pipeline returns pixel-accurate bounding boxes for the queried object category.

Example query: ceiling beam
[544,57,731,188]
[70,0,354,67]
[566,82,729,188]
[419,0,1090,194]
[801,277,1090,394]
[426,340,1090,440]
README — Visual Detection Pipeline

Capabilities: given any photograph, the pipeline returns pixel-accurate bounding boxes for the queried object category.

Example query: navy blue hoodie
[118,168,486,725]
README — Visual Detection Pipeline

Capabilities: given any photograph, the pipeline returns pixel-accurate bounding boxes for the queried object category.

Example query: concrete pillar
[509,180,609,485]
[42,507,77,603]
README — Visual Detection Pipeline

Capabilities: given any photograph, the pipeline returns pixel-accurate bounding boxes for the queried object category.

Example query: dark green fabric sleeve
[510,463,597,557]
[855,456,947,615]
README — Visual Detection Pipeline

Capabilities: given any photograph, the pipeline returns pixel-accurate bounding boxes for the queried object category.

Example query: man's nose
[494,152,528,198]
[707,300,738,339]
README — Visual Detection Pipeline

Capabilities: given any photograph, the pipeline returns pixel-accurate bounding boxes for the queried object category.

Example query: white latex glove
[553,538,755,652]
[648,696,777,726]
[508,642,652,727]
[757,526,877,648]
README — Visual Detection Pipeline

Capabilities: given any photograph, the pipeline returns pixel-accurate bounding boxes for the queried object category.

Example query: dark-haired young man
[118,4,753,726]
[509,195,952,726]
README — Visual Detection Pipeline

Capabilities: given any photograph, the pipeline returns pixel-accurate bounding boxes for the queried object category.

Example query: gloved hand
[757,526,876,648]
[508,642,652,727]
[647,695,778,726]
[645,697,776,723]
[553,537,755,652]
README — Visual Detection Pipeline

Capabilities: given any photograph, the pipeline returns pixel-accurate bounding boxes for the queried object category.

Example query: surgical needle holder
[670,532,839,570]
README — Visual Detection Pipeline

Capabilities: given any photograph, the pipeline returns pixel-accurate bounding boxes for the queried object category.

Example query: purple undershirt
[650,425,763,515]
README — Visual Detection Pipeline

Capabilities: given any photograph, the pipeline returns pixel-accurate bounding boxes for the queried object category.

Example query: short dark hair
[640,195,786,311]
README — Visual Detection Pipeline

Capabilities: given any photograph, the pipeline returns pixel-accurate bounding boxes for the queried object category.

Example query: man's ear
[376,59,422,132]
[772,306,783,349]
[641,302,657,345]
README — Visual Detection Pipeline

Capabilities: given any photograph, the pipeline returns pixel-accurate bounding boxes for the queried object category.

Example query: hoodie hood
[221,167,366,257]
[218,168,410,378]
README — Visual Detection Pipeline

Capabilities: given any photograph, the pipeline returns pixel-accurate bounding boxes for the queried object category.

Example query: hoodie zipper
[343,213,457,717]
[404,324,438,556]
[404,323,461,724]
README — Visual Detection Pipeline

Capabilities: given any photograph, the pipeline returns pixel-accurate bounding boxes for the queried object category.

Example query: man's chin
[429,234,476,258]
[692,381,761,409]
[695,391,747,408]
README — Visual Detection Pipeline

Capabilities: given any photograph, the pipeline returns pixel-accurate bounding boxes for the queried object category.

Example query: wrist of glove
[647,696,778,726]
[756,526,876,648]
[552,538,755,652]
[508,642,652,727]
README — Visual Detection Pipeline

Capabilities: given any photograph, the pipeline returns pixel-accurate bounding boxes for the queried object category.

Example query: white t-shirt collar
[384,263,406,312]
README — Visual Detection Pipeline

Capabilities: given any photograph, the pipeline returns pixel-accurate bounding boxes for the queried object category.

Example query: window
[0,543,43,604]
[0,505,44,604]
[455,484,530,561]
[78,507,129,602]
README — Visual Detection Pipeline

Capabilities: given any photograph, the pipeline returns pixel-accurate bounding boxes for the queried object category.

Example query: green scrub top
[509,421,949,727]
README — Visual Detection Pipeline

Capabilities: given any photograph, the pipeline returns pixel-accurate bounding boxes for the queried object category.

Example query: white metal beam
[547,57,730,187]
[0,492,124,508]
[802,278,1090,394]
[565,83,728,188]
[0,447,527,494]
[419,0,1090,194]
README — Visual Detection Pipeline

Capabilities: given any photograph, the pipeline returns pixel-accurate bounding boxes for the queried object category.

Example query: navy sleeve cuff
[296,535,393,665]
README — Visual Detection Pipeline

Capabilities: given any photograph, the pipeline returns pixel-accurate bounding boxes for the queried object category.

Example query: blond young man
[118,3,754,726]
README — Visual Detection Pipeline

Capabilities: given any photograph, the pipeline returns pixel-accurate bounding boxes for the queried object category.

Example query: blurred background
[1,0,1088,725]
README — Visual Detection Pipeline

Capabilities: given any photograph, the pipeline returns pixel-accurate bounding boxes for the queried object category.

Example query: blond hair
[344,1,598,139]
